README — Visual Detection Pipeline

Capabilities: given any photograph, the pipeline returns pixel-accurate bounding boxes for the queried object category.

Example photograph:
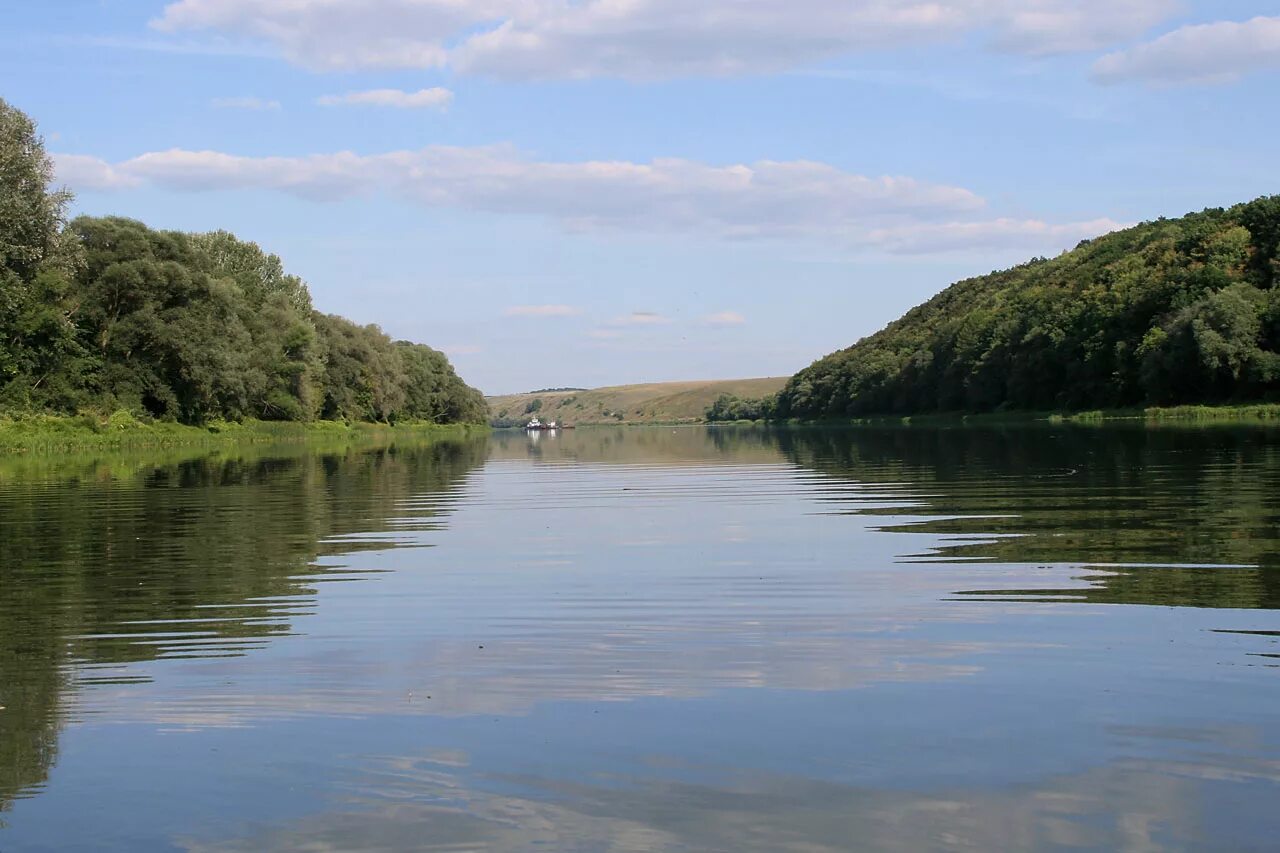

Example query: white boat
[525,417,561,431]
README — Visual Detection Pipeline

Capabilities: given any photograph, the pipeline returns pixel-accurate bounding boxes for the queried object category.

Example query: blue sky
[4,1,1279,394]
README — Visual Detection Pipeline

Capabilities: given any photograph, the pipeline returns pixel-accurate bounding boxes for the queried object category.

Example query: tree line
[758,197,1280,420]
[0,99,486,426]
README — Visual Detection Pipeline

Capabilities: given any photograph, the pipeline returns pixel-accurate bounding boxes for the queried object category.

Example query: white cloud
[317,87,453,109]
[705,311,747,326]
[609,312,670,326]
[505,304,583,317]
[99,149,376,199]
[54,145,984,236]
[989,0,1177,56]
[211,95,281,110]
[51,154,142,190]
[455,0,1177,80]
[154,0,1176,78]
[1092,16,1280,85]
[54,145,1121,254]
[152,0,509,69]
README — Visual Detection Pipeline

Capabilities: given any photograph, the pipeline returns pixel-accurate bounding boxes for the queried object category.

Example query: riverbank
[709,403,1280,428]
[1055,404,1280,424]
[0,411,488,454]
[900,404,1280,427]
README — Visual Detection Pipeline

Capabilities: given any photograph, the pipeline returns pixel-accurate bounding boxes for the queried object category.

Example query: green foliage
[0,102,486,429]
[0,98,85,408]
[525,397,543,414]
[778,197,1280,419]
[187,229,312,312]
[395,339,488,424]
[705,393,778,422]
[0,98,74,282]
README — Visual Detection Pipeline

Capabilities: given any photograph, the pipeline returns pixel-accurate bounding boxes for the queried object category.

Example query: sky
[3,1,1279,394]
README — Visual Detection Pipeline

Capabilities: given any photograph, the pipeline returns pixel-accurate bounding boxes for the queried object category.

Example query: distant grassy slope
[488,377,789,425]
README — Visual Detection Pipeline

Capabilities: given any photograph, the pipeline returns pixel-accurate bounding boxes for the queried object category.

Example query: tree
[705,393,777,422]
[778,197,1280,418]
[0,99,83,403]
[188,230,312,312]
[1239,196,1280,288]
[0,98,72,282]
[0,101,488,426]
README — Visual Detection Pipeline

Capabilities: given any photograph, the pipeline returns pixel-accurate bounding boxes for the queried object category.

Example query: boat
[524,418,559,431]
[525,417,575,431]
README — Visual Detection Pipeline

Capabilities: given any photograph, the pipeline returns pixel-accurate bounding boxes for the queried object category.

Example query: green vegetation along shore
[0,411,487,454]
[1,99,487,436]
[706,401,1280,428]
[839,403,1280,427]
[767,196,1279,420]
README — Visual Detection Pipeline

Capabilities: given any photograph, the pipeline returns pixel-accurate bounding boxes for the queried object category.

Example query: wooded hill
[0,99,486,426]
[775,197,1280,419]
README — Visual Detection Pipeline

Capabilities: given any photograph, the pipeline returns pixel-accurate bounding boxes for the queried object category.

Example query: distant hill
[488,377,789,425]
[777,196,1280,418]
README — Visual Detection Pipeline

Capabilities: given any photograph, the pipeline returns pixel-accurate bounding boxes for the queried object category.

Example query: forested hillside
[0,99,486,426]
[777,198,1280,418]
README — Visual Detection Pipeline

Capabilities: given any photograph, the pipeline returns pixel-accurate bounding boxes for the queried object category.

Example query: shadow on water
[774,424,1280,609]
[0,435,488,815]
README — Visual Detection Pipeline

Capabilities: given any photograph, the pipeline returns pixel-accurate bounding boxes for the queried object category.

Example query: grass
[1130,403,1280,422]
[487,377,789,426]
[0,410,487,455]
[1050,404,1280,424]
[796,403,1280,429]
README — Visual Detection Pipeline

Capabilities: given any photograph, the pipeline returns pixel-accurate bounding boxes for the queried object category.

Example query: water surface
[1,426,1278,851]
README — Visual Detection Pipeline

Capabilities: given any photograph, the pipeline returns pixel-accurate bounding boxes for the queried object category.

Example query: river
[1,425,1277,851]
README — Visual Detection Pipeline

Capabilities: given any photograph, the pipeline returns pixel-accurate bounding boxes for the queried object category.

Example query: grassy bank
[1055,404,1280,424]
[708,403,1280,429]
[829,399,1280,422]
[0,411,488,454]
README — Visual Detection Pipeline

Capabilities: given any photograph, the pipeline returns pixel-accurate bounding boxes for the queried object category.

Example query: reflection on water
[185,750,1280,853]
[0,438,488,815]
[0,425,1278,850]
[777,426,1280,607]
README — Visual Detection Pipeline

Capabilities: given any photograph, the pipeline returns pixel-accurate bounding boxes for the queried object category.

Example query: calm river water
[1,425,1278,851]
